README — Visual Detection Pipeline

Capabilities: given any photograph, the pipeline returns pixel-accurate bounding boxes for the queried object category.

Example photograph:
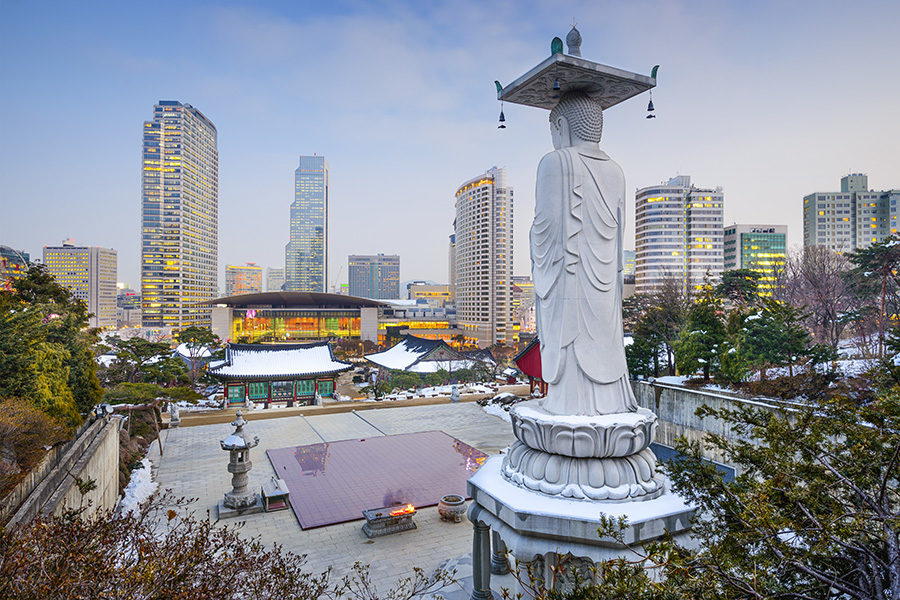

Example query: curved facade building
[206,292,459,345]
[635,175,724,295]
[453,167,514,347]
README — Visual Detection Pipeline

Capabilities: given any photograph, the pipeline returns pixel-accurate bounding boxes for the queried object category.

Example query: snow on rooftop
[210,343,351,379]
[365,338,429,370]
[365,336,461,371]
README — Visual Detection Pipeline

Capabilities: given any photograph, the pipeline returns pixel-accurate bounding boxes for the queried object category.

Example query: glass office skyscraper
[141,100,218,329]
[285,155,328,292]
[723,224,787,296]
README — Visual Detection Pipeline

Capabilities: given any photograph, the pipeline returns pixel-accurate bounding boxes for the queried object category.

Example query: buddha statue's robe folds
[531,145,638,416]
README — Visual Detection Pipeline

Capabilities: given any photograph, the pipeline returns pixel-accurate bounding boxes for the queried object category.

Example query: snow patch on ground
[174,398,221,412]
[702,382,734,393]
[117,457,157,517]
[757,358,877,379]
[482,402,512,423]
[653,375,690,386]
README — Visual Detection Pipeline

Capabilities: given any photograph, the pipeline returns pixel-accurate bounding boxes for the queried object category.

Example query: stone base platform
[465,456,695,598]
[216,497,265,520]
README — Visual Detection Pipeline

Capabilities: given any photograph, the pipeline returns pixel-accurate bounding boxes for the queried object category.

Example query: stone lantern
[217,410,264,518]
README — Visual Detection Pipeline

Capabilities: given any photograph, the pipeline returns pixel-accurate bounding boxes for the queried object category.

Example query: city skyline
[1,1,898,288]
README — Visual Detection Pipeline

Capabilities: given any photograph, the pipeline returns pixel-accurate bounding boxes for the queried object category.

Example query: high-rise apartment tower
[453,167,514,347]
[44,240,117,328]
[140,100,218,329]
[635,175,724,294]
[803,173,898,252]
[285,155,328,292]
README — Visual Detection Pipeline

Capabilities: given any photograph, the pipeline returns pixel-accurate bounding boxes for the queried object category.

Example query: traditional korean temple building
[364,335,464,373]
[209,342,352,407]
[513,337,546,395]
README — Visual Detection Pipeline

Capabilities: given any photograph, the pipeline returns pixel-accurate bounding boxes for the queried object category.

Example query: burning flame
[390,503,415,516]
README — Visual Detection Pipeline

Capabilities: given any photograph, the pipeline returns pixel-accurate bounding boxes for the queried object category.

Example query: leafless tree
[778,245,858,349]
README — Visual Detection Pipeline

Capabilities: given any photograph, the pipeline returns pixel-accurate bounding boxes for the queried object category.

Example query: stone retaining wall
[5,415,122,527]
[632,380,800,471]
[0,416,96,524]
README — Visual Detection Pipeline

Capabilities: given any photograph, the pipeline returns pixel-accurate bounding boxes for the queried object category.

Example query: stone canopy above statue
[496,29,657,111]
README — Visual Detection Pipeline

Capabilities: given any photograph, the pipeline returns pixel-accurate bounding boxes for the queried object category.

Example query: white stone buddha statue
[531,91,638,416]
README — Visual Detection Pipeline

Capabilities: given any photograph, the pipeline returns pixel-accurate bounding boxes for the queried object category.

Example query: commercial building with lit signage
[285,155,328,293]
[803,173,898,252]
[723,224,787,296]
[207,291,461,346]
[635,175,724,294]
[44,240,117,328]
[140,100,218,329]
[453,167,514,347]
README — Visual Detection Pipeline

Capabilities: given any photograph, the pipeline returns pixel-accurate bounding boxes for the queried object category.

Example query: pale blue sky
[1,0,898,289]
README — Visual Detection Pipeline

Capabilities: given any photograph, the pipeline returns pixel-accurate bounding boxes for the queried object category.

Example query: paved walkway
[149,402,518,595]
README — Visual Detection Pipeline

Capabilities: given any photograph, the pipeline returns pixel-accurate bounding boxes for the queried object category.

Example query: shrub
[104,383,201,405]
[0,492,454,600]
[0,398,69,496]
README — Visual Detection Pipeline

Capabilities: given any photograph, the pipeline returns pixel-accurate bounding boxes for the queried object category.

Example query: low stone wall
[0,416,97,524]
[632,380,800,471]
[5,415,122,527]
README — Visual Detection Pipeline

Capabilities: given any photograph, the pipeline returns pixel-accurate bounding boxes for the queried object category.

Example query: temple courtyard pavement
[149,399,523,598]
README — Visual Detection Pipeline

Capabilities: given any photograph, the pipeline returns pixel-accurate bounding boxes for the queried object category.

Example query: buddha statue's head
[549,92,603,149]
